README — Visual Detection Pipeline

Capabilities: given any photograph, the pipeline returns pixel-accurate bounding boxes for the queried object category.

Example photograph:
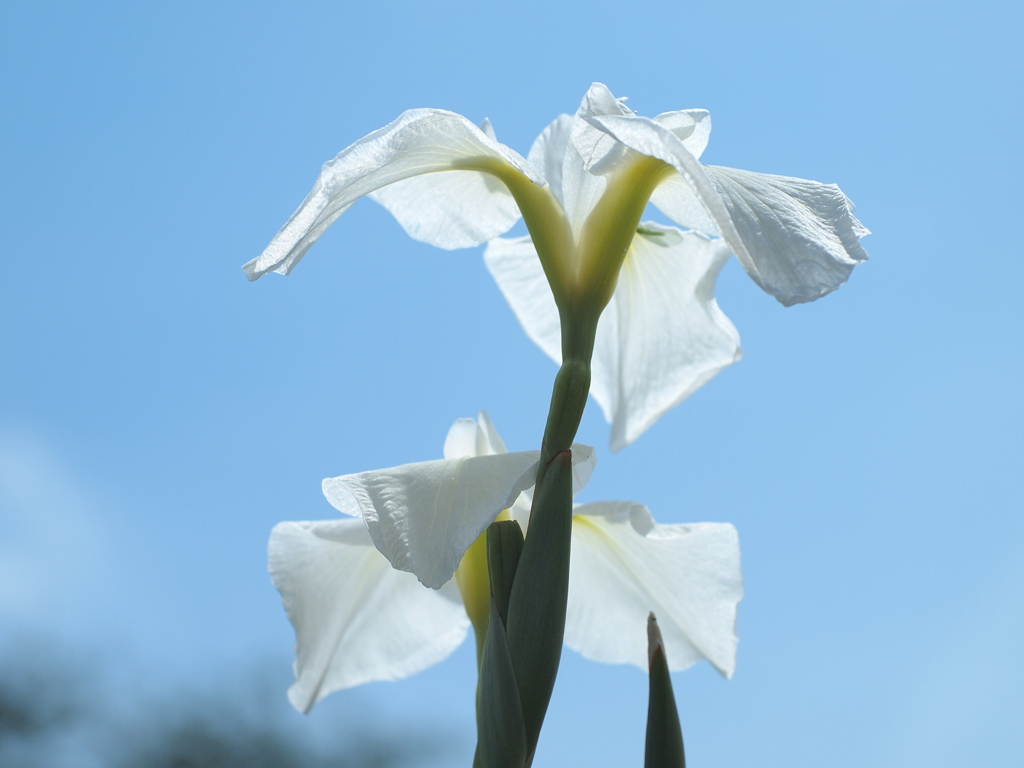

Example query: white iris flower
[269,413,742,713]
[245,83,867,450]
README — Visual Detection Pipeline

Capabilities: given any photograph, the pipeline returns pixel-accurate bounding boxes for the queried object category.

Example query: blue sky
[2,0,1022,765]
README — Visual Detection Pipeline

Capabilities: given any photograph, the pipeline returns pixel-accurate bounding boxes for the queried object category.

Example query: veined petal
[583,111,869,305]
[571,85,711,168]
[654,109,711,160]
[269,518,469,712]
[322,451,540,589]
[592,223,741,450]
[571,83,636,176]
[369,120,526,249]
[368,170,522,250]
[244,109,540,280]
[565,502,742,677]
[485,226,742,450]
[702,165,870,305]
[527,115,574,207]
[528,111,609,237]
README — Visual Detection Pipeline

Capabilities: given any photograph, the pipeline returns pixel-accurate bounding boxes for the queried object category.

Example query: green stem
[539,311,598,465]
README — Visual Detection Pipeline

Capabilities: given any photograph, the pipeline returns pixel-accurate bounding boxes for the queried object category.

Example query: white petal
[369,119,526,249]
[244,109,540,280]
[529,105,609,236]
[583,112,869,305]
[442,410,509,460]
[485,227,742,450]
[648,172,720,236]
[565,502,742,677]
[592,223,741,450]
[475,410,508,455]
[442,417,482,460]
[569,442,597,495]
[269,518,469,712]
[322,452,540,589]
[571,83,636,176]
[484,235,563,368]
[703,165,870,305]
[654,109,711,160]
[527,115,574,207]
[368,171,522,250]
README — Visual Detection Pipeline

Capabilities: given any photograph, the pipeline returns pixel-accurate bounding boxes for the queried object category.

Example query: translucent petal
[568,443,597,496]
[321,452,541,589]
[565,502,742,677]
[368,170,522,250]
[584,111,869,306]
[527,115,574,207]
[571,83,636,176]
[647,111,716,233]
[443,410,509,460]
[649,173,720,236]
[703,165,870,305]
[528,106,609,236]
[442,417,482,460]
[485,226,742,450]
[244,109,539,280]
[593,223,741,450]
[268,518,469,712]
[654,109,711,160]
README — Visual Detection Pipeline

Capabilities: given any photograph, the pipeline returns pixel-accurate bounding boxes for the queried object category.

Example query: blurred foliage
[0,641,447,768]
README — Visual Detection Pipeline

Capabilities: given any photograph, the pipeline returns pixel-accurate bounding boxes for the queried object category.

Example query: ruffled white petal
[654,109,711,160]
[570,84,636,176]
[702,165,870,305]
[565,502,742,677]
[485,225,742,450]
[244,109,540,280]
[322,451,540,589]
[269,518,469,712]
[580,94,869,306]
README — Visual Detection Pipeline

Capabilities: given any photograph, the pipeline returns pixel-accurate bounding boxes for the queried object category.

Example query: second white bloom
[270,413,743,712]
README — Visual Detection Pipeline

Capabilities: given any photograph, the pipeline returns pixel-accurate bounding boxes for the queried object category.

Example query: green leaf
[487,521,525,625]
[476,521,528,768]
[645,613,686,768]
[504,449,573,764]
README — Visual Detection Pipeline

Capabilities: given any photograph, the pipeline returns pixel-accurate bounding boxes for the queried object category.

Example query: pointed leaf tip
[647,611,665,669]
